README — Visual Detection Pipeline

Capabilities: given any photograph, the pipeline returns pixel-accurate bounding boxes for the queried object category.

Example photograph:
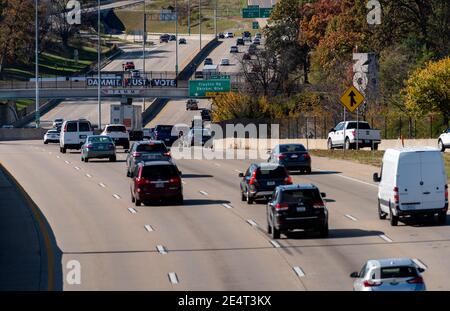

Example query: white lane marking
[345,214,358,221]
[234,169,242,174]
[412,258,428,270]
[379,234,393,243]
[222,203,233,209]
[270,240,281,248]
[168,272,179,284]
[214,163,221,167]
[199,190,209,196]
[64,160,70,164]
[128,208,137,214]
[99,183,106,188]
[86,174,92,178]
[156,245,168,254]
[315,169,377,188]
[293,266,306,278]
[56,156,61,159]
[246,219,258,227]
[182,181,187,185]
[113,194,121,200]
[144,225,154,232]
[74,166,81,171]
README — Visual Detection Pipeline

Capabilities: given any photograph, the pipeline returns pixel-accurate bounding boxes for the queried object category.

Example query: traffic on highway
[0,1,449,305]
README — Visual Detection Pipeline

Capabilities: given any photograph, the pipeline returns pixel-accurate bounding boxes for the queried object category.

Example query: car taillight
[63,125,67,132]
[302,153,311,159]
[285,176,293,185]
[313,201,325,209]
[445,184,448,202]
[363,280,383,287]
[132,152,141,157]
[86,144,93,149]
[275,203,289,211]
[169,177,181,186]
[249,171,258,186]
[394,187,399,204]
[407,276,424,284]
[164,152,171,157]
[278,154,286,160]
[136,178,150,186]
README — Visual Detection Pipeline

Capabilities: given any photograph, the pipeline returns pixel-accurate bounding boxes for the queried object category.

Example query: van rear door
[420,151,446,210]
[397,153,423,211]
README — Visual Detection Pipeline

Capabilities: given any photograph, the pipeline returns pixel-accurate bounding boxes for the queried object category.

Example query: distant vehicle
[438,128,450,151]
[160,34,170,43]
[201,109,212,121]
[268,144,311,174]
[328,121,381,150]
[101,124,130,150]
[179,38,187,44]
[194,71,204,79]
[220,58,230,66]
[59,119,94,153]
[253,38,261,45]
[239,163,293,204]
[126,141,171,177]
[243,36,252,43]
[236,38,244,46]
[242,31,251,38]
[109,104,143,141]
[255,33,262,39]
[122,61,135,71]
[43,129,60,144]
[1,125,14,129]
[218,32,225,39]
[373,148,448,226]
[130,161,183,206]
[152,125,179,146]
[81,135,116,162]
[143,128,154,140]
[243,53,251,60]
[351,258,426,291]
[203,64,218,77]
[267,184,329,239]
[53,118,64,128]
[230,46,239,53]
[185,128,213,147]
[225,32,234,38]
[186,99,199,111]
[169,35,176,41]
[130,70,141,78]
[248,44,257,55]
[204,58,213,66]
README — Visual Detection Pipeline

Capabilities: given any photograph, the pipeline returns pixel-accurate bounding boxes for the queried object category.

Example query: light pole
[143,0,147,110]
[199,0,202,50]
[214,0,217,39]
[35,0,40,128]
[175,0,179,75]
[187,0,191,36]
[97,0,102,130]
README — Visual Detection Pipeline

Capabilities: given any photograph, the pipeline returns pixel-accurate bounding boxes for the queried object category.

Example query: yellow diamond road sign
[340,86,365,113]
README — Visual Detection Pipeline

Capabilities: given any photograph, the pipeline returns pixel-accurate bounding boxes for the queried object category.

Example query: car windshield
[136,143,167,153]
[280,144,306,153]
[141,165,178,179]
[106,126,126,133]
[256,166,287,179]
[281,189,322,204]
[346,122,371,130]
[88,136,112,143]
[380,266,418,279]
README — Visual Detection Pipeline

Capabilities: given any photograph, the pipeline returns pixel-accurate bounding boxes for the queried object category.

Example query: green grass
[310,150,450,182]
[15,99,34,111]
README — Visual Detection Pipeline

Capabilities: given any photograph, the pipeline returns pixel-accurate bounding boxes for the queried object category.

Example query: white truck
[328,121,381,150]
[438,128,450,152]
[203,64,218,78]
[109,104,143,141]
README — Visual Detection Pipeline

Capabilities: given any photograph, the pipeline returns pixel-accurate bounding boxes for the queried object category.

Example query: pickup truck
[327,121,381,150]
[438,128,450,151]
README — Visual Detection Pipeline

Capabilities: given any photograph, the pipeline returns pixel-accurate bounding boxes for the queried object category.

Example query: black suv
[201,109,211,121]
[126,141,171,177]
[267,184,328,239]
[160,34,170,43]
[239,163,292,204]
[236,38,244,46]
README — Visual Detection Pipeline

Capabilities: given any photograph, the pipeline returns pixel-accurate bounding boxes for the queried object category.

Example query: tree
[404,57,450,126]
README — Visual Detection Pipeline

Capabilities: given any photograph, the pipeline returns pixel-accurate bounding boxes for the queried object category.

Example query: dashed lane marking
[293,266,306,278]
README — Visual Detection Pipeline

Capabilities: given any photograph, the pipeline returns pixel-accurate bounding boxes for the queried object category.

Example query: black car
[267,184,328,239]
[239,163,293,204]
[201,109,212,121]
[152,124,180,146]
[169,35,176,41]
[179,38,187,44]
[160,34,170,43]
[236,38,244,46]
[242,31,251,38]
[204,58,213,66]
[268,144,311,174]
[218,32,225,39]
[126,141,171,177]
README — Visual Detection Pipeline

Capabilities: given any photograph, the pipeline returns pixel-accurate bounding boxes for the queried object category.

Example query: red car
[130,161,183,206]
[123,61,135,71]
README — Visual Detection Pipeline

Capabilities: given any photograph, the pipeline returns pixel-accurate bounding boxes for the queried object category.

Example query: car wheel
[267,218,272,234]
[327,139,333,150]
[110,156,116,162]
[44,141,48,144]
[241,191,246,201]
[272,224,280,239]
[62,147,66,154]
[437,211,447,225]
[320,224,329,238]
[175,194,184,205]
[438,140,445,152]
[84,157,89,162]
[135,199,141,207]
[378,200,387,219]
[345,138,351,150]
[305,167,312,174]
[390,207,398,226]
[131,194,135,203]
[246,191,254,204]
[126,170,131,177]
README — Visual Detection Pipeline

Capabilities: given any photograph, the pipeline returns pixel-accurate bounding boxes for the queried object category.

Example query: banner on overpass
[151,79,177,87]
[101,89,145,96]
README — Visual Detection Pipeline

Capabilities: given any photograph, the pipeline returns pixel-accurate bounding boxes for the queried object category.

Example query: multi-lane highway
[2,101,450,290]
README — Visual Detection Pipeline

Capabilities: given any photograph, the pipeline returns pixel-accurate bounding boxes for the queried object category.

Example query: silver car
[81,135,116,162]
[351,258,426,291]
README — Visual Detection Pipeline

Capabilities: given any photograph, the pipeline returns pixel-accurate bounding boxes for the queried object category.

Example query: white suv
[101,124,130,150]
[59,120,94,153]
[438,128,450,151]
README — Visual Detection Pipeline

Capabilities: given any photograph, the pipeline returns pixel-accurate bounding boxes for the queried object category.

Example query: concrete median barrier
[0,128,47,141]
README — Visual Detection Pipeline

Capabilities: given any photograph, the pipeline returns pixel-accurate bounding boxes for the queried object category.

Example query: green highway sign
[210,75,231,80]
[242,6,260,18]
[189,79,231,97]
[260,8,273,18]
[252,21,259,29]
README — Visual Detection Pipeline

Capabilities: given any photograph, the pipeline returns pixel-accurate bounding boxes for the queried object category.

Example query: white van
[59,119,94,153]
[373,148,448,226]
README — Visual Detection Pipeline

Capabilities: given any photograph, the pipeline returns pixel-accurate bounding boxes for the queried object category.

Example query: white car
[328,121,381,150]
[225,32,234,38]
[59,119,94,153]
[438,128,450,151]
[43,129,60,144]
[101,124,130,150]
[351,258,426,291]
[220,58,230,66]
[373,148,448,226]
[53,118,64,128]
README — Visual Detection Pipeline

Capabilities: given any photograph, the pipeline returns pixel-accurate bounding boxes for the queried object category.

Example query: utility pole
[175,0,179,75]
[214,0,217,39]
[188,0,191,36]
[199,0,202,50]
[35,0,40,128]
[97,0,102,130]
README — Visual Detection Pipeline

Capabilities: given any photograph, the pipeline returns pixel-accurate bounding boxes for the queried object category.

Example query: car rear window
[281,189,322,204]
[66,122,77,132]
[48,130,58,134]
[89,136,112,143]
[280,144,306,153]
[141,165,178,179]
[156,125,173,133]
[79,122,91,132]
[380,267,418,279]
[136,143,167,152]
[256,166,287,179]
[107,126,126,133]
[346,122,371,130]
